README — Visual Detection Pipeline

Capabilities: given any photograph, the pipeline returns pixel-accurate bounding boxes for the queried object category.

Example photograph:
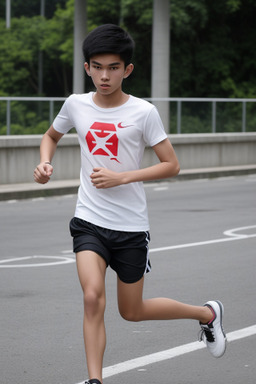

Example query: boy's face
[84,53,133,97]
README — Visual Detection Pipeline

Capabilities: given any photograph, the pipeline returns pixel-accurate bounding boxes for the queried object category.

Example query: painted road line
[74,324,256,383]
[149,225,256,254]
[101,325,256,379]
[1,226,255,268]
[0,255,75,268]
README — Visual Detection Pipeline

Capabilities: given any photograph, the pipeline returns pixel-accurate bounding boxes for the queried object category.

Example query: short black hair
[82,24,135,67]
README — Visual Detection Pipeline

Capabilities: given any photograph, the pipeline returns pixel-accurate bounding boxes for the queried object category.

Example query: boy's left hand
[90,167,125,189]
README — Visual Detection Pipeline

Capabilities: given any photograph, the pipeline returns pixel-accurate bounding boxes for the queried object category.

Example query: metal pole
[38,0,45,95]
[73,0,87,93]
[49,100,54,126]
[177,100,181,134]
[6,100,11,135]
[242,101,246,132]
[212,101,216,133]
[6,0,11,28]
[151,0,170,132]
[40,0,45,16]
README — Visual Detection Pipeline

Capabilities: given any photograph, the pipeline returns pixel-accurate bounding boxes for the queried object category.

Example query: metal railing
[0,96,66,135]
[146,97,256,134]
[1,96,256,135]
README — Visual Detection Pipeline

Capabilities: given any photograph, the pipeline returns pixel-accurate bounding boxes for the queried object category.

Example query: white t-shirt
[53,92,167,231]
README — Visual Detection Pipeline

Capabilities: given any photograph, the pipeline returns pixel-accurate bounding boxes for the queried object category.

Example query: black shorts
[69,217,151,284]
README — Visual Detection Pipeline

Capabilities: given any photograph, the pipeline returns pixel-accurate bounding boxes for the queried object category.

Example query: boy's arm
[90,138,180,189]
[34,125,64,184]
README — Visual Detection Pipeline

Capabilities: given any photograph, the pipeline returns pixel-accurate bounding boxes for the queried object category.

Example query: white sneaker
[199,300,227,358]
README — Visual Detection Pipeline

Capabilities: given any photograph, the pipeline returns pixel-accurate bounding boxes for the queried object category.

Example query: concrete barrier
[0,133,256,185]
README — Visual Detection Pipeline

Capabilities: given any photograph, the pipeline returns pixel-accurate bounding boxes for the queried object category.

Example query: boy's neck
[93,90,129,108]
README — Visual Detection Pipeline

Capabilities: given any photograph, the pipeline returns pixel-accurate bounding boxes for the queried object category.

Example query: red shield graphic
[86,122,118,158]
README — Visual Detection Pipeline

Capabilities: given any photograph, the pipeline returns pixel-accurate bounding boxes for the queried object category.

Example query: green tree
[170,0,256,97]
[1,0,256,99]
[42,0,74,95]
[0,16,46,95]
[0,1,73,96]
[0,0,67,19]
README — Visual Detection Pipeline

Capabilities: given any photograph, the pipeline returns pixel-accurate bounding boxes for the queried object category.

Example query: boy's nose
[101,70,109,80]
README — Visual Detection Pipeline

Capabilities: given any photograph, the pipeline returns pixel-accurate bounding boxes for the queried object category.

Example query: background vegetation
[1,0,256,134]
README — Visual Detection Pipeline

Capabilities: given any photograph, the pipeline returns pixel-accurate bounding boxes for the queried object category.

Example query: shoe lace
[199,325,215,343]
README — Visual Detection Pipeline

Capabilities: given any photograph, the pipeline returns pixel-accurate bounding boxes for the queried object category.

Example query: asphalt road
[0,174,256,384]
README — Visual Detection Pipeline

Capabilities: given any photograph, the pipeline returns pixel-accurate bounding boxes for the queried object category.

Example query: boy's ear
[124,63,134,79]
[84,62,90,76]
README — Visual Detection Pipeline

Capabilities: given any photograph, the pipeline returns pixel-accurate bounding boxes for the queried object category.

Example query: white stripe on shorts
[144,231,151,275]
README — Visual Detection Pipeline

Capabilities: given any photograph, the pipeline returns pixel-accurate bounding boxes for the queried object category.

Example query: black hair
[82,24,135,67]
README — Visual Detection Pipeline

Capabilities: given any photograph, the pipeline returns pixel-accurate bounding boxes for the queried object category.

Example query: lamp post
[38,0,45,95]
[73,0,87,93]
[6,0,11,28]
[151,0,170,132]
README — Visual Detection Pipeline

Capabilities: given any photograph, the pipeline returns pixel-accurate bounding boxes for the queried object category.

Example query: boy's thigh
[76,250,107,290]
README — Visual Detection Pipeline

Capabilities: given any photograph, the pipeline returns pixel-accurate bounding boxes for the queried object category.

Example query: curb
[0,165,256,201]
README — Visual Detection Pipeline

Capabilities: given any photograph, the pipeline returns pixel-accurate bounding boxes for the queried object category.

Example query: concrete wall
[0,133,256,184]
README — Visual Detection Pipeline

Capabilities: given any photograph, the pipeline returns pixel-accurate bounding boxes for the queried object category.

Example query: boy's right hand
[33,162,53,184]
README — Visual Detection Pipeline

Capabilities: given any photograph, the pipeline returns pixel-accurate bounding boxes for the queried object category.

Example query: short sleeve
[52,96,75,134]
[143,106,168,147]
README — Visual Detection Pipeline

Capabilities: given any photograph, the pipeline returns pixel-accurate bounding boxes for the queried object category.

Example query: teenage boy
[34,24,226,384]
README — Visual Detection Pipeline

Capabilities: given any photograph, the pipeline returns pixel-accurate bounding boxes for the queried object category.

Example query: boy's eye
[91,65,120,70]
[92,64,101,69]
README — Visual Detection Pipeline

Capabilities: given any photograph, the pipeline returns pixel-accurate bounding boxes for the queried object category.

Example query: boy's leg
[117,277,226,358]
[76,250,107,383]
[117,276,212,323]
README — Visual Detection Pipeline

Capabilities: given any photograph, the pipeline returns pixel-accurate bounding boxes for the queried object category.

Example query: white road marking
[154,186,169,191]
[61,250,74,255]
[0,255,75,268]
[74,325,256,382]
[149,225,256,254]
[1,225,255,268]
[144,182,169,188]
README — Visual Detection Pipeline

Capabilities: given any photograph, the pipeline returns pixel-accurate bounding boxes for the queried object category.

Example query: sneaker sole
[213,300,227,357]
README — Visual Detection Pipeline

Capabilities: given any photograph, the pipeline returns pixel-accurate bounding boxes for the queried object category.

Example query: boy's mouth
[100,84,110,89]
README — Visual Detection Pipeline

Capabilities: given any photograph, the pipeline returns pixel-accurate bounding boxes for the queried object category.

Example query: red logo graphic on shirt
[117,122,134,128]
[86,122,120,162]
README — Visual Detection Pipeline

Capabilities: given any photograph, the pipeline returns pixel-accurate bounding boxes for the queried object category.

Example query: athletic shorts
[69,217,151,284]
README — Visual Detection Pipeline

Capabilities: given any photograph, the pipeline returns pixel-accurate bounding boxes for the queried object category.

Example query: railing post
[212,101,216,133]
[177,100,182,134]
[49,99,54,126]
[6,99,11,135]
[242,101,246,132]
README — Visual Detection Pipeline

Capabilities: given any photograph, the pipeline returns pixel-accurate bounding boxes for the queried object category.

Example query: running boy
[34,24,226,384]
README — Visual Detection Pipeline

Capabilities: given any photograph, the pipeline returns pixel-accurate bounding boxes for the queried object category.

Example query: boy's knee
[83,289,105,318]
[119,307,140,322]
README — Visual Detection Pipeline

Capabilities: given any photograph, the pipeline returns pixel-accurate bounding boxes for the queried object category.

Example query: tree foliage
[0,0,256,98]
[170,0,256,97]
[0,0,67,19]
